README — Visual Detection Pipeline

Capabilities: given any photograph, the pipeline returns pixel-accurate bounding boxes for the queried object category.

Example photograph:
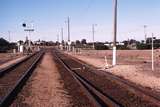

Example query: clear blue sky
[0,0,160,42]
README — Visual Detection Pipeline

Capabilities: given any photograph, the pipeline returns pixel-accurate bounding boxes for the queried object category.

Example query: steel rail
[0,52,37,77]
[0,51,44,107]
[54,51,122,107]
[63,51,160,105]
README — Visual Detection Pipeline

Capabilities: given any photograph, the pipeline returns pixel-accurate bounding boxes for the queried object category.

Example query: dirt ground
[0,54,26,70]
[0,53,24,65]
[78,49,160,65]
[68,49,160,92]
[12,52,73,107]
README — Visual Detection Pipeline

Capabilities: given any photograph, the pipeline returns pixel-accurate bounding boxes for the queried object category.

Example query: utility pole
[28,31,31,47]
[112,0,117,66]
[57,34,59,48]
[152,33,154,71]
[60,28,64,50]
[61,28,63,43]
[92,24,95,49]
[57,34,59,43]
[144,25,147,43]
[8,31,11,43]
[92,24,97,49]
[67,17,70,42]
[67,17,71,51]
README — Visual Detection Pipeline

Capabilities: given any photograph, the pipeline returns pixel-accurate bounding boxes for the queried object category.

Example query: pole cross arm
[24,29,34,32]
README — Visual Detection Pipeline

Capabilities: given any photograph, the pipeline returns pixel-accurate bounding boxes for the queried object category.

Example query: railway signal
[22,22,34,53]
[22,23,26,27]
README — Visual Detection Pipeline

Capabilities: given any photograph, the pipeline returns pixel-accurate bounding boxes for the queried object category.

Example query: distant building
[127,43,137,50]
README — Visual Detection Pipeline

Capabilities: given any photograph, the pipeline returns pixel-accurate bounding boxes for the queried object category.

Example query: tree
[0,38,10,52]
[0,38,9,46]
[81,39,87,45]
[95,42,109,50]
[122,40,128,47]
[76,40,81,45]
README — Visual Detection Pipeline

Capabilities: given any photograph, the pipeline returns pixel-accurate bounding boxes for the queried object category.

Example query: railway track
[54,50,122,107]
[0,54,23,66]
[0,51,44,107]
[54,49,160,107]
[67,51,160,102]
[0,53,36,77]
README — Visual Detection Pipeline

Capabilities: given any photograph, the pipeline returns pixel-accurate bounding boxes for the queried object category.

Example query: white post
[72,46,75,54]
[13,49,16,54]
[112,0,117,66]
[17,42,20,52]
[20,45,24,53]
[152,33,154,71]
[68,41,71,52]
[105,56,109,69]
[112,46,116,66]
